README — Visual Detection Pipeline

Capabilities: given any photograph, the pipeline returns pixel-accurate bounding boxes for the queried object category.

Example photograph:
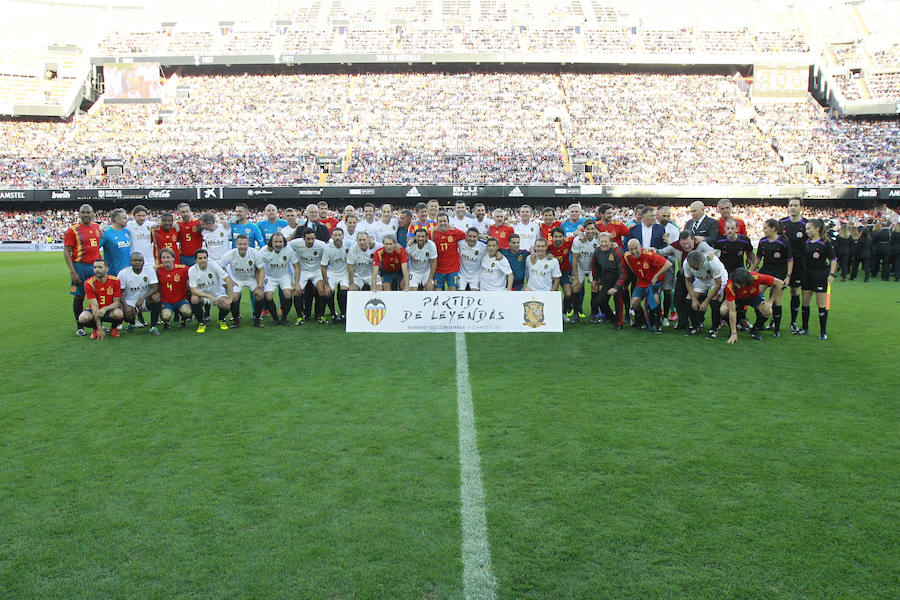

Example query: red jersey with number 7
[373,247,408,273]
[624,249,668,287]
[156,264,189,303]
[432,228,467,273]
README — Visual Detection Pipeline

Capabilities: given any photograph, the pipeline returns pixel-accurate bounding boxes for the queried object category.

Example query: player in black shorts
[755,218,793,337]
[800,219,837,340]
[779,198,808,333]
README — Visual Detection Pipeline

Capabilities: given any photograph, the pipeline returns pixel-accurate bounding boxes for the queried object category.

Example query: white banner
[347,291,563,333]
[0,243,65,252]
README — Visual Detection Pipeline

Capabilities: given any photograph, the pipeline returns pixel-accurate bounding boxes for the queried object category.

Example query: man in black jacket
[298,203,332,243]
[681,201,718,246]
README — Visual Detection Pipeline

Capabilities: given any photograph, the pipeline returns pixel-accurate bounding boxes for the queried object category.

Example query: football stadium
[1,0,898,598]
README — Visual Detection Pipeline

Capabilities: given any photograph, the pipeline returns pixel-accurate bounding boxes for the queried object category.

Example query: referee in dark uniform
[756,218,793,337]
[778,198,808,334]
[800,219,837,340]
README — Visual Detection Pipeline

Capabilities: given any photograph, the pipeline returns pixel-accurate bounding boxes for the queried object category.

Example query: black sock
[326,293,336,318]
[818,308,828,335]
[651,307,661,329]
[231,299,241,320]
[293,294,304,320]
[590,290,601,316]
[562,295,571,315]
[149,302,160,327]
[801,305,810,330]
[191,302,205,323]
[280,296,291,322]
[137,312,145,324]
[574,290,584,315]
[663,290,672,316]
[203,304,211,320]
[73,297,84,326]
[314,295,325,319]
[633,306,645,327]
[753,311,766,331]
[772,305,782,331]
[110,318,122,330]
[337,288,348,315]
[710,301,722,330]
[218,307,229,322]
[303,284,315,318]
[250,294,258,315]
[790,295,800,324]
[265,298,279,322]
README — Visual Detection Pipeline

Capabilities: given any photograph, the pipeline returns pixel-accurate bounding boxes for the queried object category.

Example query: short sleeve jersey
[479,253,513,291]
[406,240,438,275]
[288,239,327,273]
[219,247,262,281]
[117,265,157,306]
[84,275,121,308]
[432,228,467,273]
[157,265,190,303]
[725,272,775,302]
[65,223,102,263]
[526,255,562,291]
[625,249,668,287]
[458,240,487,278]
[374,247,408,273]
[259,246,298,277]
[188,262,229,293]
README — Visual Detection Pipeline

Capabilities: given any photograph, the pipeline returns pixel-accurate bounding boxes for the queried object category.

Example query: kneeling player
[156,248,192,329]
[118,252,161,335]
[720,268,784,343]
[373,235,409,291]
[219,234,264,328]
[623,239,671,333]
[78,258,124,339]
[347,232,380,291]
[189,249,237,333]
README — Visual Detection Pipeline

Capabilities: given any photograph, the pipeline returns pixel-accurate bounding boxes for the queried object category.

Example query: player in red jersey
[64,204,103,336]
[624,239,672,333]
[548,227,577,321]
[318,202,339,232]
[372,235,409,291]
[487,209,514,249]
[78,258,124,340]
[594,203,631,248]
[721,268,784,343]
[539,207,562,242]
[716,199,748,236]
[176,203,203,266]
[152,213,181,265]
[431,212,467,290]
[155,247,192,329]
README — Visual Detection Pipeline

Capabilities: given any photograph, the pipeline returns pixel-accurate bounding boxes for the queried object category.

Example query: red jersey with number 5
[156,264,189,303]
[725,272,775,302]
[432,228,467,273]
[177,220,203,257]
[84,275,121,308]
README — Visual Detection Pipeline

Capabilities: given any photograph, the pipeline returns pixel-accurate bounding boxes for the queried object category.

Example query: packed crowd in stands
[1,72,899,188]
[2,203,889,244]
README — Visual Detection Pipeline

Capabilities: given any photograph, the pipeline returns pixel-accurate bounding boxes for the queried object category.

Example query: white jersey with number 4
[479,253,513,291]
[526,255,562,291]
[117,265,158,307]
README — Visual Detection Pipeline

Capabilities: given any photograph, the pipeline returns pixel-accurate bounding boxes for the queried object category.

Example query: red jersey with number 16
[432,228,467,273]
[156,264,189,303]
[725,272,775,302]
[84,275,121,308]
[64,223,102,263]
[624,249,668,287]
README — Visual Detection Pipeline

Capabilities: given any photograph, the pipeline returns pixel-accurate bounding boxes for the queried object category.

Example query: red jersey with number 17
[432,228,467,273]
[64,223,102,263]
[177,220,203,257]
[725,272,775,302]
[84,275,121,308]
[156,264,190,303]
[624,249,668,287]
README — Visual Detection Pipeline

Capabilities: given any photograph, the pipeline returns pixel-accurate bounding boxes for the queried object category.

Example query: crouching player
[589,232,627,328]
[118,252,161,335]
[373,235,409,291]
[623,239,671,333]
[348,232,380,291]
[156,248,192,329]
[188,249,236,333]
[683,250,728,338]
[79,258,124,339]
[720,267,784,343]
[218,234,264,328]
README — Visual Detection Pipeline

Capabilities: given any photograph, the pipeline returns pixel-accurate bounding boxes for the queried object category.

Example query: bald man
[682,201,719,246]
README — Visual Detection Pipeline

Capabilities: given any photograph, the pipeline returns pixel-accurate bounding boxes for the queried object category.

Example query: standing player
[683,250,728,338]
[720,268,784,343]
[347,232,380,291]
[590,232,627,328]
[99,207,132,279]
[126,205,156,266]
[118,252,160,335]
[176,203,203,266]
[426,199,441,224]
[288,228,328,324]
[320,228,352,323]
[799,219,837,340]
[155,247,192,329]
[431,213,467,291]
[318,202,339,233]
[152,213,180,265]
[78,258,124,339]
[524,238,561,292]
[280,207,303,240]
[500,234,529,290]
[487,209,514,248]
[396,209,413,247]
[449,201,472,231]
[188,248,237,333]
[410,202,436,237]
[373,235,409,291]
[479,238,514,291]
[470,203,493,238]
[371,203,398,243]
[458,228,487,291]
[779,197,808,333]
[64,204,102,336]
[594,203,630,248]
[199,212,232,263]
[571,220,601,322]
[623,239,671,333]
[560,204,585,237]
[548,227,576,321]
[406,228,437,291]
[716,199,748,236]
[257,204,288,244]
[755,219,793,337]
[539,207,562,242]
[259,232,301,325]
[231,203,264,248]
[355,203,379,240]
[513,205,540,251]
[219,234,264,328]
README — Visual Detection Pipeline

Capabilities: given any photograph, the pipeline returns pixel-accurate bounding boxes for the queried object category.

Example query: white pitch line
[455,332,497,600]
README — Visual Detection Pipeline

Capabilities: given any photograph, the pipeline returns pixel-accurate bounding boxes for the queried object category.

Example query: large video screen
[103,63,163,100]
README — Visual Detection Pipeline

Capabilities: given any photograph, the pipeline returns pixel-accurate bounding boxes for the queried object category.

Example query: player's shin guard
[191,302,205,324]
[73,297,84,326]
[337,288,348,316]
[790,294,800,324]
[818,308,828,335]
[801,305,811,330]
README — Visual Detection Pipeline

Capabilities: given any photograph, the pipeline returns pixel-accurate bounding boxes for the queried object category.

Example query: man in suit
[627,206,668,250]
[682,201,719,246]
[297,203,332,243]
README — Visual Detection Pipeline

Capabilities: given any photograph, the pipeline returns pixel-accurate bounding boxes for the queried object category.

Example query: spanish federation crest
[364,298,387,326]
[523,300,546,328]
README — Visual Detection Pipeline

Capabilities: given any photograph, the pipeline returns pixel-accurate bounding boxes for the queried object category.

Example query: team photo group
[65,196,872,343]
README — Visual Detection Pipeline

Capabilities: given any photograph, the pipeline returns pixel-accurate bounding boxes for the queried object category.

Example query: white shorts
[459,274,481,291]
[693,279,725,299]
[299,271,323,288]
[352,274,378,288]
[123,296,144,309]
[232,278,258,294]
[408,270,432,289]
[326,274,350,288]
[574,271,593,285]
[264,273,294,293]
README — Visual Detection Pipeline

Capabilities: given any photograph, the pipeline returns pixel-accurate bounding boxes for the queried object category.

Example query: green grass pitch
[1,252,897,599]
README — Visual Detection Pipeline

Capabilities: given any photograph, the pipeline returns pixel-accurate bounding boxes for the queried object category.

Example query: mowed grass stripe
[0,255,464,600]
[467,282,898,599]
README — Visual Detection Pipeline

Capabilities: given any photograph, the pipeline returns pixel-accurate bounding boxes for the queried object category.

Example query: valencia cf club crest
[522,300,546,328]
[364,298,387,326]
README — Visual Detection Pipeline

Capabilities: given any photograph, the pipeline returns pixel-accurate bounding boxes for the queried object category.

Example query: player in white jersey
[218,234,264,328]
[354,203,380,240]
[449,200,473,232]
[513,204,540,251]
[370,203,399,243]
[199,212,231,263]
[188,249,236,333]
[479,238,514,291]
[117,252,160,333]
[258,232,301,325]
[125,205,157,266]
[280,207,303,240]
[683,250,729,338]
[524,238,562,291]
[457,228,487,290]
[347,232,381,291]
[470,203,494,239]
[571,219,601,321]
[321,228,352,324]
[405,228,438,290]
[287,227,328,323]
